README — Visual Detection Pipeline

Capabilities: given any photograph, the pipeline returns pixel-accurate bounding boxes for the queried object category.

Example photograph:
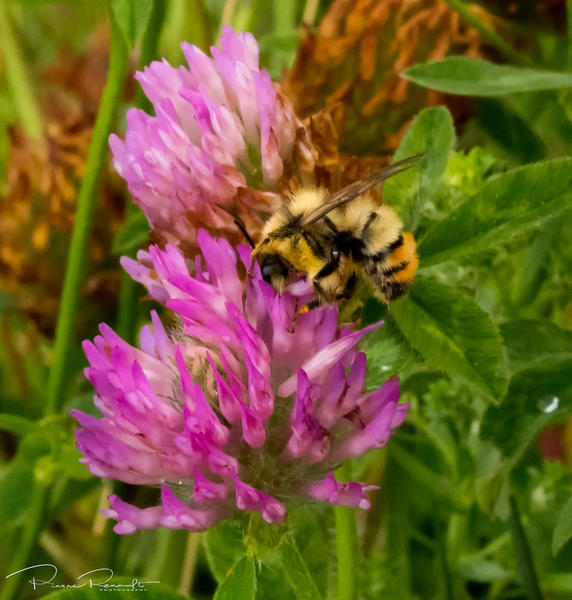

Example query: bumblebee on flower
[73,27,410,535]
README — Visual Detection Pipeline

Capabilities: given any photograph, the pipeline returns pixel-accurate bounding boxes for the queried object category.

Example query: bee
[226,154,421,307]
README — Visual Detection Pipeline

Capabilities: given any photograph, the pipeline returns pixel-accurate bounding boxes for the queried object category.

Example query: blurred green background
[1,1,572,599]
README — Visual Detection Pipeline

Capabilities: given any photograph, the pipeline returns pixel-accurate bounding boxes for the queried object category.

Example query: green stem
[143,528,176,580]
[334,463,358,600]
[0,481,48,600]
[45,4,128,416]
[443,0,530,66]
[273,0,296,31]
[221,0,237,29]
[178,533,201,596]
[0,0,43,138]
[246,0,268,33]
[302,0,320,26]
[117,0,167,343]
[509,495,544,600]
[187,0,213,51]
[137,0,167,112]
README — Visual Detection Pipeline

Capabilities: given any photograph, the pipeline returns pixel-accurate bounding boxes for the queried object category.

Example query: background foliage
[1,1,572,599]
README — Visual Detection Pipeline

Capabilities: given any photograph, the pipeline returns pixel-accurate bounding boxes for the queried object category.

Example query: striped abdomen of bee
[363,232,418,302]
[322,202,419,304]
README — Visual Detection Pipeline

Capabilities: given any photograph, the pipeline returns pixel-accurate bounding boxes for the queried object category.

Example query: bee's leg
[215,203,255,248]
[361,212,378,238]
[299,279,332,313]
[336,272,358,300]
[367,269,408,303]
[312,280,330,303]
[323,216,339,234]
[299,298,321,313]
[383,280,407,301]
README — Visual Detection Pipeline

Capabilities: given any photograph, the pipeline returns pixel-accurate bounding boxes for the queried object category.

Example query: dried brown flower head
[0,27,125,336]
[284,0,494,155]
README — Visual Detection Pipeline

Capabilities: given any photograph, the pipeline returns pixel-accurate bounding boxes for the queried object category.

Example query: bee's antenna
[215,204,256,248]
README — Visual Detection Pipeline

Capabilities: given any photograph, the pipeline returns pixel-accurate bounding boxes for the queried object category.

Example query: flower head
[73,232,408,534]
[110,27,317,255]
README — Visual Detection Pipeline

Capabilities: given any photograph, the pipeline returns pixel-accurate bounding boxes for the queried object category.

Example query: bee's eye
[331,249,340,259]
[260,253,290,284]
[262,264,274,282]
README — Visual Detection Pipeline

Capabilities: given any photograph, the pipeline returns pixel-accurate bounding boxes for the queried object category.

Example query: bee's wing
[300,153,423,226]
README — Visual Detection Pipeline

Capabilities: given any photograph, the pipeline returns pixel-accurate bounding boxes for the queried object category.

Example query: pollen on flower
[73,232,408,534]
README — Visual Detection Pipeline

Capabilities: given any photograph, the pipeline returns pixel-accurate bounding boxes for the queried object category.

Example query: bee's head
[258,252,292,292]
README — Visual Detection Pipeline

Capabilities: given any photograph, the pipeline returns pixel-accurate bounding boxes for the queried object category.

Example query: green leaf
[0,432,50,531]
[543,573,572,593]
[255,568,296,600]
[403,56,572,96]
[477,99,546,164]
[500,319,572,375]
[278,534,322,600]
[390,443,464,511]
[474,441,510,519]
[458,559,510,582]
[40,581,189,599]
[205,521,246,583]
[385,107,455,231]
[553,496,572,556]
[288,507,331,598]
[390,276,507,400]
[481,356,572,460]
[509,226,557,307]
[51,441,93,481]
[110,0,153,47]
[112,207,150,255]
[364,323,420,389]
[418,158,572,266]
[0,413,35,437]
[214,555,257,600]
